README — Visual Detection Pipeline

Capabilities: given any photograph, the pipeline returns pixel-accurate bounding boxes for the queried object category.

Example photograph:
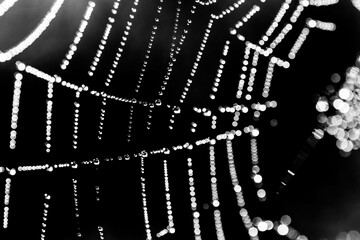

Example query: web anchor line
[0,0,19,17]
[0,0,65,63]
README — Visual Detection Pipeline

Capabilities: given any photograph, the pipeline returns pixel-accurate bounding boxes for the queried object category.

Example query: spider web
[0,0,352,239]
